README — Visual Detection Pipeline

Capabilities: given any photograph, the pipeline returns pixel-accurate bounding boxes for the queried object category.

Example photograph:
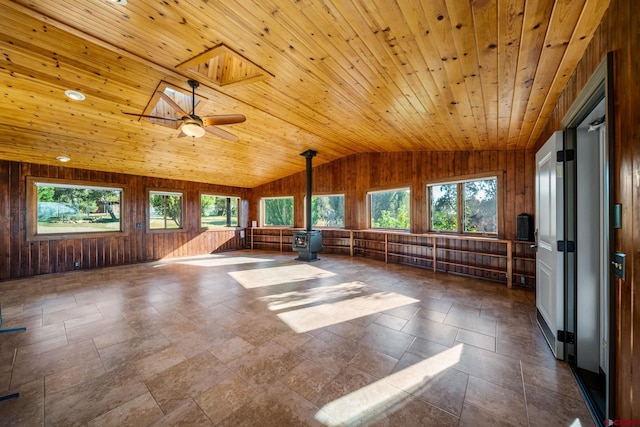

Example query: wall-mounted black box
[516,213,532,241]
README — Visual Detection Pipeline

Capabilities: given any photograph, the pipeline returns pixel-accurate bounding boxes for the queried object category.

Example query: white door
[535,130,565,359]
[598,124,609,374]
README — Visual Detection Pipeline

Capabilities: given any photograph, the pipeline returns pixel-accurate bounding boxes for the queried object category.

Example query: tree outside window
[463,179,497,233]
[430,183,457,232]
[200,194,239,228]
[149,191,183,230]
[311,195,345,227]
[369,188,410,230]
[33,181,123,235]
[262,197,293,226]
[428,177,497,234]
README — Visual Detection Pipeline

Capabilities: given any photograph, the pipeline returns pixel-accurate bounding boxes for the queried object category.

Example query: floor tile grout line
[0,252,591,425]
[7,347,17,393]
[457,374,470,426]
[520,361,532,427]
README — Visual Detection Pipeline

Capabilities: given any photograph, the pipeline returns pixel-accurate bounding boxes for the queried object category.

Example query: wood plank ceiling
[0,0,609,188]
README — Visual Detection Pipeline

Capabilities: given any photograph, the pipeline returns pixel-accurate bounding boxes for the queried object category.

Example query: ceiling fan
[123,79,246,141]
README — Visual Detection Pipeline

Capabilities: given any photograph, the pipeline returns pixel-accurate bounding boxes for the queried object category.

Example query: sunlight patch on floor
[153,254,274,268]
[228,264,336,289]
[260,281,369,311]
[276,287,419,332]
[316,344,464,426]
[174,257,274,267]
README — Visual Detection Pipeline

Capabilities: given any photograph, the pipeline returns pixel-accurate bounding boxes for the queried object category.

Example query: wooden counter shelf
[247,228,536,288]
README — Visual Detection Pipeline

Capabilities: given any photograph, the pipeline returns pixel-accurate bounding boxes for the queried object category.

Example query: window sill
[27,230,127,242]
[199,226,242,232]
[147,228,187,234]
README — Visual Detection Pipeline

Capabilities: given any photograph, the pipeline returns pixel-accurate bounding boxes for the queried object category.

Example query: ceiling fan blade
[122,112,181,121]
[205,125,238,141]
[202,114,247,126]
[156,91,190,117]
[177,131,188,138]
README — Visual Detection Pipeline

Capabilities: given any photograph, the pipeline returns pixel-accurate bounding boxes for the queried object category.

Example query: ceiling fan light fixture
[181,122,206,138]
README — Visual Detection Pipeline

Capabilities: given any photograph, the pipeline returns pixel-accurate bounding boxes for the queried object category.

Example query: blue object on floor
[0,392,19,402]
[0,305,26,402]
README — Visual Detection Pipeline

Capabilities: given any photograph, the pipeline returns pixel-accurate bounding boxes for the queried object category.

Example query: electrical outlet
[74,261,80,268]
[520,276,526,284]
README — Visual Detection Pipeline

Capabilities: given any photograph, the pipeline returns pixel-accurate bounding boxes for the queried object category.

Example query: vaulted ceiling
[0,0,609,188]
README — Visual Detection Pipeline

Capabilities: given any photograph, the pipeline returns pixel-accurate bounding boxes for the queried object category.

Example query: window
[368,188,410,230]
[149,190,183,230]
[311,195,345,227]
[430,183,457,232]
[261,196,294,226]
[428,177,498,234]
[27,177,124,239]
[200,194,239,228]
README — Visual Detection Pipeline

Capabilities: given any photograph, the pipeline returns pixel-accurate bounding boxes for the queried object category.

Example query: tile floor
[0,250,595,426]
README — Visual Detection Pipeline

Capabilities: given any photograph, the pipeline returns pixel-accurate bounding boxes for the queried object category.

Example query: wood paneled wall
[0,160,249,281]
[1,2,635,417]
[248,150,535,239]
[537,0,639,418]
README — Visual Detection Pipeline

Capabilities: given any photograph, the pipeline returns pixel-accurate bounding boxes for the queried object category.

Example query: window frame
[147,188,185,233]
[260,196,294,227]
[26,176,127,241]
[304,193,346,228]
[426,173,503,237]
[367,186,411,231]
[198,192,241,230]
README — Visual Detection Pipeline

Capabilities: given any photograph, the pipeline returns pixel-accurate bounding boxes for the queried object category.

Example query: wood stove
[292,229,322,261]
[292,149,322,261]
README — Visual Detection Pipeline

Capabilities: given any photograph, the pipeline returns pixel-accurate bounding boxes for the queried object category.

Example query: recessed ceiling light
[64,90,85,101]
[56,156,71,163]
[107,0,127,4]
